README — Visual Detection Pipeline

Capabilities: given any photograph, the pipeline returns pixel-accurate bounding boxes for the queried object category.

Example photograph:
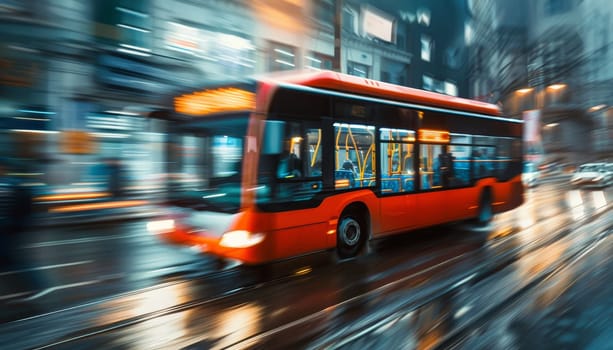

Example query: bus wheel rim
[340,218,360,246]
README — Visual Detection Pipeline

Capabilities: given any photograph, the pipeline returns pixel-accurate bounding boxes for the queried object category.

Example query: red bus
[147,71,523,265]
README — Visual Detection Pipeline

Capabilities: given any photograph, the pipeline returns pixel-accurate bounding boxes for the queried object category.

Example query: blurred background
[0,0,611,216]
[0,2,611,349]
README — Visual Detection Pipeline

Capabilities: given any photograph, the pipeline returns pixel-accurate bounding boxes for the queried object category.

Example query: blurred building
[341,0,469,96]
[468,0,613,164]
[0,0,472,196]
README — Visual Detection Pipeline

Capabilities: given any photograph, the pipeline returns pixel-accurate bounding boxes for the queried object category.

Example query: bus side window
[420,144,443,189]
[306,128,322,177]
[334,122,375,189]
[378,128,415,194]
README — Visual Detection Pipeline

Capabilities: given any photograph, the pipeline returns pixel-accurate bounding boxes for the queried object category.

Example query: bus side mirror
[262,120,285,155]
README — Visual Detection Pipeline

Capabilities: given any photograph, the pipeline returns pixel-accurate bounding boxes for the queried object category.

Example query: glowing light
[516,88,533,94]
[588,104,606,112]
[335,179,351,188]
[117,48,151,57]
[10,129,58,134]
[174,87,255,116]
[17,109,55,115]
[274,59,295,67]
[116,23,150,33]
[219,230,265,248]
[119,43,151,52]
[203,193,226,199]
[105,110,140,116]
[274,48,294,57]
[147,219,175,235]
[36,192,109,202]
[547,83,566,90]
[49,200,148,213]
[418,129,450,143]
[13,116,50,121]
[294,267,312,276]
[116,7,149,18]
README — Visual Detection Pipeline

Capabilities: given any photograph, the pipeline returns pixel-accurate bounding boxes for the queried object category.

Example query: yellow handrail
[311,129,321,167]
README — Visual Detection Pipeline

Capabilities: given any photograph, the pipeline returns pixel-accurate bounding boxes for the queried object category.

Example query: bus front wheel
[337,212,364,259]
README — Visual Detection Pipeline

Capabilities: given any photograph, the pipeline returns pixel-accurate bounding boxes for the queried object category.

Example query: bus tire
[477,188,493,225]
[337,208,366,259]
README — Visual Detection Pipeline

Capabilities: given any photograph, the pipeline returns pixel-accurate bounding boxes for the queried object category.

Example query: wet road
[0,179,611,349]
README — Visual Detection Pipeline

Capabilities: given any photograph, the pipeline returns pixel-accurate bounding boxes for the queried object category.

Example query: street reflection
[94,282,192,329]
[210,303,263,349]
[566,189,609,221]
[591,191,607,213]
[566,190,585,221]
[128,311,192,349]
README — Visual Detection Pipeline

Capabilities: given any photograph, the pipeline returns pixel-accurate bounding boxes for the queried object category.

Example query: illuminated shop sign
[362,6,395,43]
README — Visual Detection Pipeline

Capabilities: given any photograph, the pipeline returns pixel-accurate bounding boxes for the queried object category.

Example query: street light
[588,104,606,112]
[547,83,566,90]
[516,87,534,94]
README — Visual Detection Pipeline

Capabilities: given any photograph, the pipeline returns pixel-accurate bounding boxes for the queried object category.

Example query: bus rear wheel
[477,188,493,225]
[337,212,365,259]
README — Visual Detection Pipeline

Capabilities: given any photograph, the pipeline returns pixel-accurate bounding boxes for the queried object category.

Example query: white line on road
[0,291,32,301]
[24,232,147,249]
[0,260,94,276]
[21,280,101,301]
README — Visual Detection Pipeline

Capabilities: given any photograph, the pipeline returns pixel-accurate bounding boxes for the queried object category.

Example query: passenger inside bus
[342,159,358,176]
[277,151,302,178]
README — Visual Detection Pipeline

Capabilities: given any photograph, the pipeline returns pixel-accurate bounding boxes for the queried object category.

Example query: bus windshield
[166,115,248,213]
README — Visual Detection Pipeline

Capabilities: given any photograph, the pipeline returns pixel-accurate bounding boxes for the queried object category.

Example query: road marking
[454,305,472,319]
[0,291,32,301]
[24,232,146,248]
[0,260,93,276]
[21,280,101,301]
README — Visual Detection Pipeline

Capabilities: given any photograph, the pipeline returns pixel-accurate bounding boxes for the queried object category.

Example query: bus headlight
[147,219,175,235]
[219,230,265,248]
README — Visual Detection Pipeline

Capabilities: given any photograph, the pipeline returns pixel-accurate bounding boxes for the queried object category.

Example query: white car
[570,163,612,188]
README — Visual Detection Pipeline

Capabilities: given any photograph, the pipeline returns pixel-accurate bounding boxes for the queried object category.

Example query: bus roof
[259,70,501,117]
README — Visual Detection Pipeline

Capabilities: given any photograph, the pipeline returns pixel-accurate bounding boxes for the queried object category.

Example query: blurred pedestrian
[0,158,48,301]
[0,158,34,267]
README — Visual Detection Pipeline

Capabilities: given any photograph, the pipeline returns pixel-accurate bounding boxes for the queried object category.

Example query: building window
[311,0,334,27]
[381,59,408,86]
[342,7,359,35]
[305,52,333,71]
[423,75,445,94]
[423,75,434,91]
[348,61,369,78]
[166,22,199,55]
[417,7,431,26]
[421,34,433,62]
[544,0,572,16]
[444,47,462,69]
[269,43,296,71]
[444,81,458,96]
[116,0,152,56]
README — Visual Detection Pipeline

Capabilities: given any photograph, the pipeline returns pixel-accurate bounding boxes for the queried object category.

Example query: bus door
[378,128,418,234]
[417,131,451,226]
